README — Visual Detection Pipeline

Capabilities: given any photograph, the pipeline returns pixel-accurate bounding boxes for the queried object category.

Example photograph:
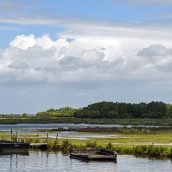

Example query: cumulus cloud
[10,35,37,50]
[136,44,172,75]
[138,44,172,57]
[8,60,29,69]
[156,62,172,72]
[0,34,172,86]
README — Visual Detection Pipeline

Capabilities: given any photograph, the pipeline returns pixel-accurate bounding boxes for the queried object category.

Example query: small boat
[0,140,30,155]
[70,148,117,162]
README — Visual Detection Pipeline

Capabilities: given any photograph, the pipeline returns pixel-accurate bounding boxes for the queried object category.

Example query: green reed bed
[42,138,172,158]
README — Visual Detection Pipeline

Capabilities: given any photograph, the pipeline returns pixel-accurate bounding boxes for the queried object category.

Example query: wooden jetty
[30,143,48,150]
[0,140,30,155]
[70,148,117,162]
[0,128,50,154]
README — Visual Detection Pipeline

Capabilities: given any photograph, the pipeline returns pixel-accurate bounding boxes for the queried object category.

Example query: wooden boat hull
[0,140,30,155]
[70,149,117,162]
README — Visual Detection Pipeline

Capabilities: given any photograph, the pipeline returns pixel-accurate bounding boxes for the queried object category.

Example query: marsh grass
[24,137,172,158]
[133,145,170,157]
[106,142,113,150]
[86,140,97,148]
[0,129,172,158]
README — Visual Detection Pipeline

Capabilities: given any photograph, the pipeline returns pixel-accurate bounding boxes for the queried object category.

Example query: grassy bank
[36,139,172,158]
[0,127,172,158]
[0,116,172,126]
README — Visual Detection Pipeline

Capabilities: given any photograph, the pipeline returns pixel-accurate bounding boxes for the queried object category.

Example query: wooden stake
[56,132,58,141]
[11,127,13,141]
[16,128,18,142]
[46,130,49,144]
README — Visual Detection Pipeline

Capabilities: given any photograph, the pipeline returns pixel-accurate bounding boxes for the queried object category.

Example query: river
[0,123,169,140]
[0,123,166,131]
[0,151,171,172]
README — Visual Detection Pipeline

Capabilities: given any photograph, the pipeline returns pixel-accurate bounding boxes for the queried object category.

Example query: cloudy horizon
[0,0,172,114]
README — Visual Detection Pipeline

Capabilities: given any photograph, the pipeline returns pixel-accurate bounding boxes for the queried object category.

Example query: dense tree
[35,101,170,119]
[166,104,172,118]
[74,101,167,119]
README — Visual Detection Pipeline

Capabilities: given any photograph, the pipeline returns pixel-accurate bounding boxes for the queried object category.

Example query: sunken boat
[0,140,30,155]
[70,148,117,162]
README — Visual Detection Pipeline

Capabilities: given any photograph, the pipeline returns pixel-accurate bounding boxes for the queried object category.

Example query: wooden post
[16,128,18,142]
[55,132,58,142]
[11,127,13,141]
[46,130,49,144]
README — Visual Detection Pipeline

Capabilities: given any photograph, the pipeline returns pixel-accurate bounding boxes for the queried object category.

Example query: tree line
[74,101,171,119]
[35,101,172,119]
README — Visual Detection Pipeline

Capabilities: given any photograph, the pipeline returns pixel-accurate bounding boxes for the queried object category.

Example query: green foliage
[36,107,77,117]
[166,104,172,112]
[22,113,29,117]
[106,142,113,150]
[134,145,169,157]
[112,146,134,154]
[48,140,61,150]
[86,140,97,148]
[61,139,72,153]
[166,104,172,118]
[74,101,167,119]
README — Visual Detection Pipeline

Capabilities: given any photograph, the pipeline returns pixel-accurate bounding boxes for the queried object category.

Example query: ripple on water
[0,151,172,172]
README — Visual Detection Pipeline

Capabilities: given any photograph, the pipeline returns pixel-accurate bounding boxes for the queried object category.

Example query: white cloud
[0,26,19,30]
[36,35,55,50]
[138,44,172,57]
[10,35,37,50]
[0,34,172,86]
[9,60,29,69]
[0,17,62,26]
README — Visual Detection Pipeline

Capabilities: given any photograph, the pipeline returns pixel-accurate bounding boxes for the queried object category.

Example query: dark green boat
[0,140,30,155]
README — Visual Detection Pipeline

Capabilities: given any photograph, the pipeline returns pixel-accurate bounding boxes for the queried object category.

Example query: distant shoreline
[0,117,172,126]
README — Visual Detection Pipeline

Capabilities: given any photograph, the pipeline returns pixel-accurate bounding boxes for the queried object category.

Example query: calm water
[0,123,166,131]
[0,123,168,140]
[0,151,172,172]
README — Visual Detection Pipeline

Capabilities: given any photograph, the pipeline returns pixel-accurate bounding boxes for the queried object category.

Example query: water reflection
[0,151,171,172]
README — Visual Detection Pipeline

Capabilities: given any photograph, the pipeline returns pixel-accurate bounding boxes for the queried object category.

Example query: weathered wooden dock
[30,143,48,150]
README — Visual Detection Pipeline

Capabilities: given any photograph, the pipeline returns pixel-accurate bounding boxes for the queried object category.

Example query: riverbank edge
[28,139,172,159]
[1,117,172,126]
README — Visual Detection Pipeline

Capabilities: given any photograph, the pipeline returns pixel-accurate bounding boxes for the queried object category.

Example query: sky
[0,0,172,114]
